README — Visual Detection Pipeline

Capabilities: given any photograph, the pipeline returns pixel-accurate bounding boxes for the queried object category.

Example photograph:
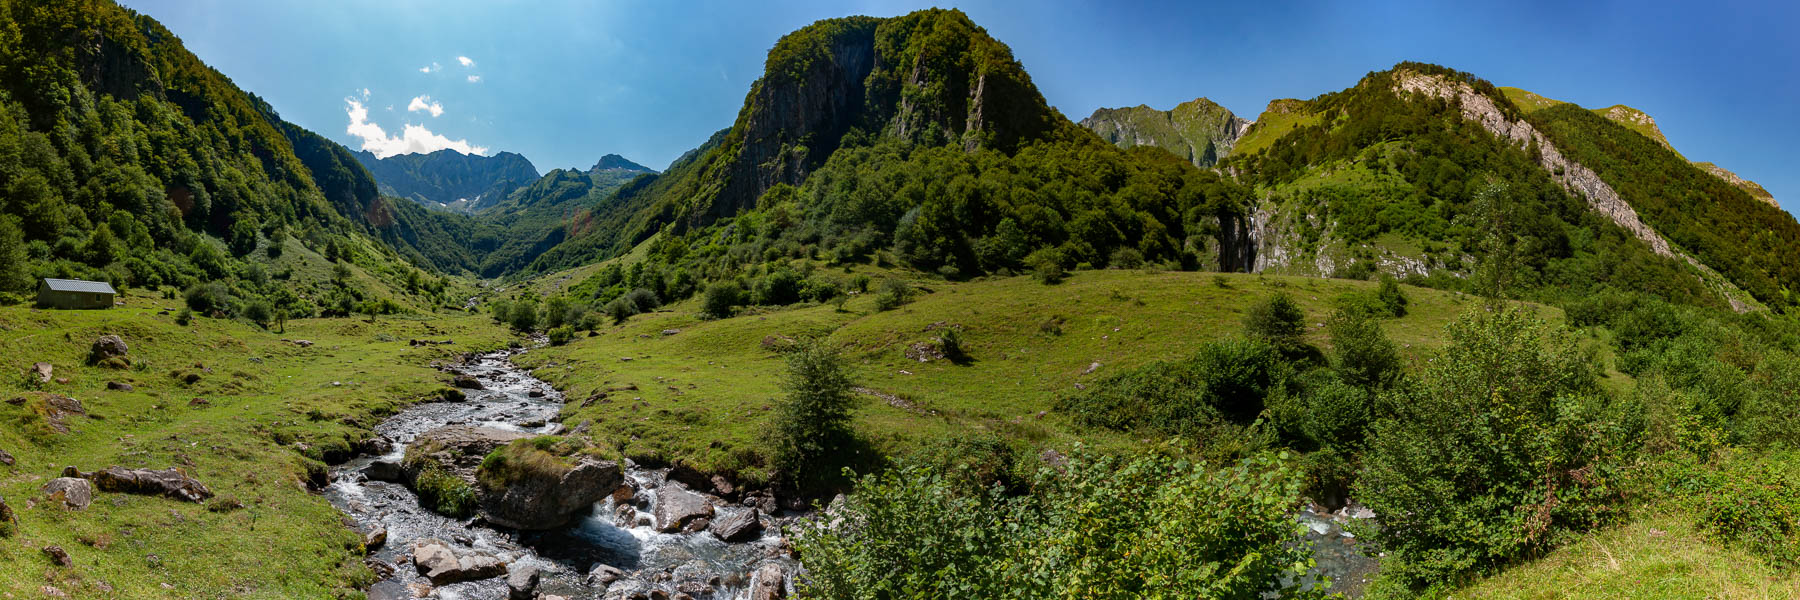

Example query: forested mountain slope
[1079,98,1251,167]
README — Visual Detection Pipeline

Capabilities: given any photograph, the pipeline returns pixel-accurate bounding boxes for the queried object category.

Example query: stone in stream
[654,484,715,533]
[505,564,539,600]
[480,457,622,530]
[453,374,485,390]
[709,508,764,543]
[588,563,625,585]
[411,539,507,585]
[362,460,404,483]
[74,466,212,502]
[415,426,531,459]
[40,478,92,510]
[363,526,387,551]
[751,562,788,600]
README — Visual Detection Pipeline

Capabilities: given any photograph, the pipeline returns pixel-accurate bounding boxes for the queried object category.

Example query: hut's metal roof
[42,279,117,294]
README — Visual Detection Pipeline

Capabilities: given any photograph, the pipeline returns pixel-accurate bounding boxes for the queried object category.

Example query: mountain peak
[590,154,654,173]
[1079,97,1249,167]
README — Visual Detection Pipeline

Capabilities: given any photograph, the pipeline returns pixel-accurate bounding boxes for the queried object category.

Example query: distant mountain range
[352,149,540,213]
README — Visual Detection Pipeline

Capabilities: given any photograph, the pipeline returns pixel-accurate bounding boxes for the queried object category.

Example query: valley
[3,1,1799,599]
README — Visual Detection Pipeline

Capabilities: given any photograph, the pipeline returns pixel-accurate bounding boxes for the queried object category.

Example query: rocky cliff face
[1694,161,1780,208]
[702,9,1061,222]
[1394,71,1758,311]
[1079,98,1251,167]
[354,149,542,213]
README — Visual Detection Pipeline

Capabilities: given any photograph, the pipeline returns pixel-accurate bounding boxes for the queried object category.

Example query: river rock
[709,508,763,542]
[506,564,540,600]
[588,563,625,585]
[40,478,92,510]
[453,374,485,390]
[654,484,715,533]
[411,539,507,585]
[362,460,404,482]
[363,526,388,551]
[81,466,213,502]
[481,457,622,530]
[89,335,128,363]
[751,563,787,600]
[416,426,531,459]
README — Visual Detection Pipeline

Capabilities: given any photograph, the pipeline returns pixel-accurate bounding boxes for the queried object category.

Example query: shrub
[488,300,512,325]
[1109,247,1145,269]
[938,327,966,363]
[1376,274,1409,317]
[508,300,539,332]
[603,296,638,324]
[1057,338,1284,435]
[771,340,857,489]
[702,282,742,319]
[1356,305,1629,589]
[873,279,913,311]
[174,307,193,326]
[850,274,871,293]
[184,282,232,315]
[1244,293,1306,352]
[547,326,576,346]
[754,269,806,306]
[243,300,273,329]
[414,466,477,517]
[1026,248,1066,284]
[794,447,1329,599]
[1327,310,1403,390]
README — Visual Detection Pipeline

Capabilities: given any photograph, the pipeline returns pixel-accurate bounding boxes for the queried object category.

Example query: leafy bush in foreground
[795,447,1328,599]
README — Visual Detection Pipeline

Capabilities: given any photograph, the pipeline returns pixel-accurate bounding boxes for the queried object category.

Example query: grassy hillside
[0,288,514,598]
[510,269,1505,484]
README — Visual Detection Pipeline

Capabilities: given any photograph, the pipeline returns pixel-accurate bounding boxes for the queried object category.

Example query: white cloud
[344,98,487,158]
[406,95,444,117]
[457,56,474,67]
[466,75,482,83]
[420,62,441,73]
[360,87,371,99]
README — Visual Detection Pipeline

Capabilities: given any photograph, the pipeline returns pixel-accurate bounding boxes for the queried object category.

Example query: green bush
[873,279,913,311]
[1058,338,1285,435]
[1357,305,1632,590]
[1025,248,1066,284]
[508,300,539,332]
[795,447,1329,599]
[937,327,966,363]
[414,465,477,517]
[771,340,858,489]
[1327,310,1403,390]
[702,282,742,319]
[753,269,805,305]
[184,282,232,315]
[547,326,576,346]
[1244,292,1306,352]
[1376,274,1409,317]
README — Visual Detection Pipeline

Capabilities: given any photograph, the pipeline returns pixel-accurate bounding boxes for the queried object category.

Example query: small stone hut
[37,278,116,309]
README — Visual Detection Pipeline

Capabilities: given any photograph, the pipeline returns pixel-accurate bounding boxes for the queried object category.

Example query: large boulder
[88,335,128,364]
[751,563,788,600]
[506,564,540,600]
[77,466,212,502]
[453,375,485,390]
[362,460,405,483]
[40,478,92,510]
[411,539,508,585]
[709,508,764,543]
[415,426,530,461]
[480,457,622,530]
[654,483,715,533]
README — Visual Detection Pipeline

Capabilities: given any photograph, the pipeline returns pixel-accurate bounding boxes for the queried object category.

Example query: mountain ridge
[1078,97,1251,167]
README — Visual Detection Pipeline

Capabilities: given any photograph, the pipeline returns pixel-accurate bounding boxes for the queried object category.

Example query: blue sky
[122,0,1798,213]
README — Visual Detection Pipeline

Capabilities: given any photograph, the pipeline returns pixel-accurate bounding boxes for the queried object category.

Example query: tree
[771,340,857,488]
[1327,310,1403,390]
[243,300,273,329]
[508,299,538,332]
[702,282,741,319]
[1376,274,1409,317]
[1244,293,1306,352]
[85,224,120,266]
[0,217,27,293]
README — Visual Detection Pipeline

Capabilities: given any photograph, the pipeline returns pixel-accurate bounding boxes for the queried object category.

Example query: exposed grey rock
[89,335,129,363]
[654,484,715,533]
[363,526,388,551]
[30,362,52,383]
[506,564,540,600]
[453,374,485,390]
[106,381,133,391]
[40,477,92,510]
[588,563,625,585]
[480,457,622,530]
[415,426,530,459]
[751,562,788,600]
[44,545,72,567]
[411,539,507,585]
[362,460,404,483]
[80,466,212,502]
[0,447,13,466]
[709,508,763,543]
